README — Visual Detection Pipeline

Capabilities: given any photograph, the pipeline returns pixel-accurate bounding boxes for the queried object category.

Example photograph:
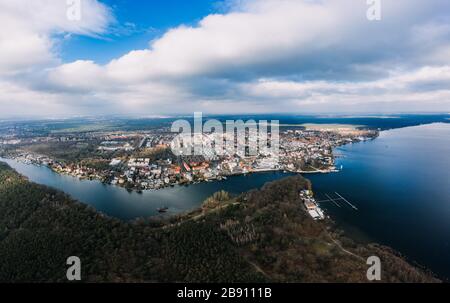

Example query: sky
[0,0,449,118]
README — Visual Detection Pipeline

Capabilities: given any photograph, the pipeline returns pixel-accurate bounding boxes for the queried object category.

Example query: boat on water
[157,207,169,213]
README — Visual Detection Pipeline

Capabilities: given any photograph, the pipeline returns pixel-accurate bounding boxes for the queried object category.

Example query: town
[0,123,378,192]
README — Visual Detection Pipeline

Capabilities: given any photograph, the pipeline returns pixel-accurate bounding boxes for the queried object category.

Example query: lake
[0,155,295,220]
[1,122,449,279]
[308,123,450,280]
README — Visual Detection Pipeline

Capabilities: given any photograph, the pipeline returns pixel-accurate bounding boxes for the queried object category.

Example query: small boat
[157,207,169,213]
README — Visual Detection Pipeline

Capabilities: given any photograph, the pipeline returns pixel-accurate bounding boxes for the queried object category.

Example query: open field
[300,124,365,131]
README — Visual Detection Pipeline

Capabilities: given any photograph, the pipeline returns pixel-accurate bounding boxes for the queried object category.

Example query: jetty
[316,192,358,211]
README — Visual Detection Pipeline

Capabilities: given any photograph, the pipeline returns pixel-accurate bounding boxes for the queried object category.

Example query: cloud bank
[0,0,449,117]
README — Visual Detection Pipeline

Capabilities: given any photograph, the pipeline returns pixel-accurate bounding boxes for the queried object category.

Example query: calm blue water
[0,155,294,220]
[309,123,450,279]
[1,122,449,279]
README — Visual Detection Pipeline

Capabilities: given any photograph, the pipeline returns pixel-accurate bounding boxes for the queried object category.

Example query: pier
[324,193,341,207]
[316,192,358,211]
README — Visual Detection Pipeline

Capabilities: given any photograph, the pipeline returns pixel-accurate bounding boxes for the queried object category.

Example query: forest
[0,162,439,282]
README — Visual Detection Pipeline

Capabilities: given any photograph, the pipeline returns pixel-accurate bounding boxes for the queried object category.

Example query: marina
[316,192,358,211]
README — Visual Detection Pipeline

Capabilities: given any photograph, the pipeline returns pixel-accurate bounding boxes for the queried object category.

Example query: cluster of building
[1,127,378,192]
[0,139,21,145]
[278,129,347,172]
[9,153,107,181]
[109,126,375,190]
[111,157,172,189]
[98,141,134,152]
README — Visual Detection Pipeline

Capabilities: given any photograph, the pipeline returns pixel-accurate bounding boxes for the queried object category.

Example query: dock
[316,192,358,211]
[325,193,341,207]
[335,192,358,210]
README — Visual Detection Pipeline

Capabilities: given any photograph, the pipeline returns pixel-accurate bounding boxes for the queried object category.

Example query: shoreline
[1,125,448,281]
[0,134,370,192]
[0,122,380,193]
[0,161,441,282]
[0,154,342,192]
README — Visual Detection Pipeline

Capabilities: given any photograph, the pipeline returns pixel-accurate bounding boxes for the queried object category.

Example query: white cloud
[97,0,450,82]
[245,66,450,97]
[0,0,112,76]
[0,0,450,117]
[237,66,450,113]
[0,0,112,116]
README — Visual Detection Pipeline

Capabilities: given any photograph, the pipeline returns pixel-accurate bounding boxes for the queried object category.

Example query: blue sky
[61,0,225,64]
[0,0,449,117]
